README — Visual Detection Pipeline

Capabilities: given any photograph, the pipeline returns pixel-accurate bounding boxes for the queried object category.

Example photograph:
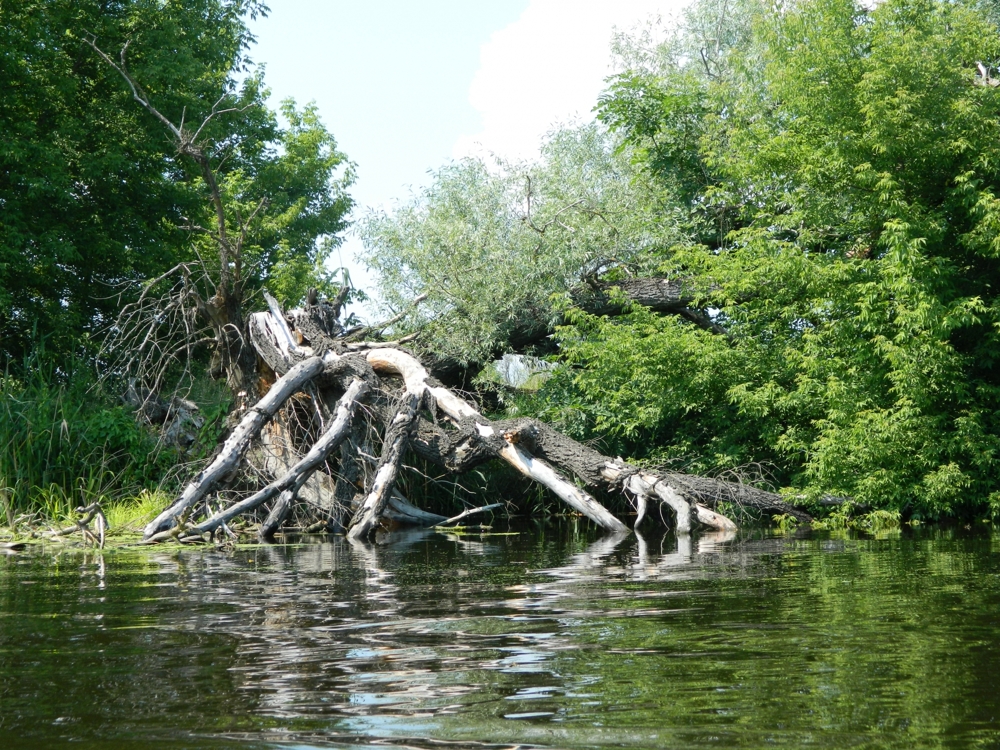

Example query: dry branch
[145,378,368,543]
[52,503,108,548]
[437,503,504,527]
[143,356,328,538]
[348,390,421,539]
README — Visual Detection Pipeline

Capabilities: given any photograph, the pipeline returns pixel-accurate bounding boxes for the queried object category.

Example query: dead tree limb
[347,390,421,539]
[52,503,108,548]
[145,378,368,543]
[259,491,294,540]
[143,356,328,538]
[362,348,631,532]
[437,503,504,527]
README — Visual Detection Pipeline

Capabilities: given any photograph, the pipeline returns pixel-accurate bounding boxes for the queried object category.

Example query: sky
[250,1,684,314]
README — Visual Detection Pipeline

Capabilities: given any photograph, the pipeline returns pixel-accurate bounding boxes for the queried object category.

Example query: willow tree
[357,0,1000,520]
[360,124,716,379]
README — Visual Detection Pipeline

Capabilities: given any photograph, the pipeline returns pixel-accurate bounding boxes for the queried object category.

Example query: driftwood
[259,490,293,539]
[139,294,812,544]
[437,503,504,527]
[51,503,109,548]
[347,389,420,539]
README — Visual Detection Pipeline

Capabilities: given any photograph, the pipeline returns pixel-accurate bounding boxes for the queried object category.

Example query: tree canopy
[0,0,353,369]
[365,0,1000,520]
[361,124,685,365]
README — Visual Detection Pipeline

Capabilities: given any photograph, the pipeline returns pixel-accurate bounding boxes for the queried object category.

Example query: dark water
[2,523,1000,749]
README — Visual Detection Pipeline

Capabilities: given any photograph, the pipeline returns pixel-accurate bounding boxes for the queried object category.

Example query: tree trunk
[142,296,812,544]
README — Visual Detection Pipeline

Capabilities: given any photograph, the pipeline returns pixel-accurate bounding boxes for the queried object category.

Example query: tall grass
[0,349,174,523]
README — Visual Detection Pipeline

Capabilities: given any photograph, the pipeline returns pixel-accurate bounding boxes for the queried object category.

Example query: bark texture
[142,293,811,544]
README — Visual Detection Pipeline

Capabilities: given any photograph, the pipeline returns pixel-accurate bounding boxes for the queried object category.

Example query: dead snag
[496,435,629,533]
[163,296,811,541]
[495,419,806,527]
[616,470,736,534]
[256,408,345,530]
[143,355,329,538]
[52,503,109,548]
[145,378,368,543]
[361,348,733,531]
[363,348,630,533]
[385,491,448,527]
[436,503,504,527]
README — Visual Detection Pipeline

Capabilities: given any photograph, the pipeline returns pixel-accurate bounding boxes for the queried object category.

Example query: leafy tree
[0,0,354,393]
[0,0,203,364]
[547,0,1000,517]
[365,0,1000,518]
[0,0,354,508]
[361,124,683,366]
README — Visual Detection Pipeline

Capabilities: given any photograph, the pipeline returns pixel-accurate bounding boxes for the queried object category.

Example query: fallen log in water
[144,378,368,544]
[140,295,812,543]
[51,503,109,548]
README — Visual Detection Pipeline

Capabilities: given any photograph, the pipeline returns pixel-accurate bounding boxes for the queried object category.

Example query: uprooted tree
[139,294,811,543]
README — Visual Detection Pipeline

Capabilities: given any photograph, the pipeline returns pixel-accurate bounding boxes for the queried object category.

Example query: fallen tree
[140,295,812,544]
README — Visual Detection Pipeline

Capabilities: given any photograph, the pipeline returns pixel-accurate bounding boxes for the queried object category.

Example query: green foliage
[361,124,682,364]
[542,0,1000,517]
[0,349,174,519]
[194,96,355,309]
[0,0,353,369]
[104,489,173,536]
[0,0,255,364]
[532,303,781,477]
[772,513,801,531]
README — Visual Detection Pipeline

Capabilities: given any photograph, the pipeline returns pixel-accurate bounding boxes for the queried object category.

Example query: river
[1,522,999,748]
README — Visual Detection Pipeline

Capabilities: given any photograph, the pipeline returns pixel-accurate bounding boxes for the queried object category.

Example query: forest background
[3,0,1000,527]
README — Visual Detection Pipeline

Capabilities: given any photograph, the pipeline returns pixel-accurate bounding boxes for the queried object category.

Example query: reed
[0,349,171,523]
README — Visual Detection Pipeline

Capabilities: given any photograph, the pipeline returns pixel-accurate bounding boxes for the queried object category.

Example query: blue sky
[249,1,680,312]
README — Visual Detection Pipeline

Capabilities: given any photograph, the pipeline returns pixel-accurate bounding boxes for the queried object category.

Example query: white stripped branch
[143,356,327,538]
[146,378,368,543]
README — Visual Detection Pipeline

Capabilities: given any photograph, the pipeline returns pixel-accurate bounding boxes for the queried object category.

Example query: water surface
[2,523,999,749]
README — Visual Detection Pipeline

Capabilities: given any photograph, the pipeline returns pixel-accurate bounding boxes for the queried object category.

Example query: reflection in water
[1,524,1000,749]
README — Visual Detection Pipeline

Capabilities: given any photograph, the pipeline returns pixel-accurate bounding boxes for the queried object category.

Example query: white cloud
[453,0,688,163]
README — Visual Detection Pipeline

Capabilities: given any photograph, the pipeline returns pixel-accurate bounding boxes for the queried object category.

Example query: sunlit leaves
[543,0,1000,515]
[361,124,680,364]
